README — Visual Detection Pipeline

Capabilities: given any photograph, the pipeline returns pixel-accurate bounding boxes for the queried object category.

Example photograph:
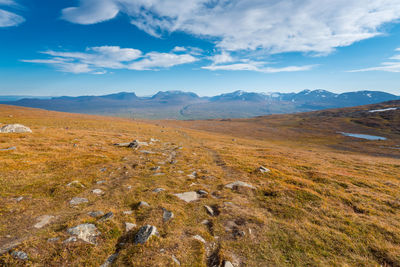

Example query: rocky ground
[0,104,399,266]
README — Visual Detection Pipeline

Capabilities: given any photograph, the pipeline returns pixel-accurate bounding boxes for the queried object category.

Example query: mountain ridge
[1,89,399,120]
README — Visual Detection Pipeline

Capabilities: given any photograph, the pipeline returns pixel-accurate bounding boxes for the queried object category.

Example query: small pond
[339,132,387,141]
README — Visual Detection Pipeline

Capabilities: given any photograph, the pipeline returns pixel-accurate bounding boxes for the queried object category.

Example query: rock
[177,170,184,174]
[150,138,159,142]
[63,236,77,243]
[123,210,133,215]
[204,205,214,216]
[197,190,208,196]
[125,222,136,232]
[0,146,16,151]
[0,124,32,133]
[153,173,165,176]
[153,188,165,193]
[150,166,161,171]
[67,223,100,244]
[174,191,200,203]
[258,166,270,173]
[100,167,107,172]
[134,225,158,244]
[15,196,24,202]
[162,208,174,222]
[88,211,104,218]
[69,197,88,205]
[99,212,114,222]
[223,261,234,267]
[92,189,104,195]
[225,181,255,190]
[67,180,85,188]
[34,215,55,229]
[171,255,181,265]
[187,171,198,179]
[192,235,206,244]
[114,139,148,148]
[140,150,155,154]
[96,180,106,185]
[100,253,118,267]
[138,201,150,208]
[11,251,28,260]
[47,237,60,243]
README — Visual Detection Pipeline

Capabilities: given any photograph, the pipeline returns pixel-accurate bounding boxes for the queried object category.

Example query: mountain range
[1,89,399,119]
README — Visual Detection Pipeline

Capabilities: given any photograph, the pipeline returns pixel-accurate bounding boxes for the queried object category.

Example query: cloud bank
[22,46,198,74]
[350,48,400,73]
[61,0,400,55]
[0,0,24,27]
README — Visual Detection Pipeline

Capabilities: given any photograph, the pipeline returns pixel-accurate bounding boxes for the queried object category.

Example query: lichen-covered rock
[0,124,32,133]
[134,225,158,244]
[67,223,100,244]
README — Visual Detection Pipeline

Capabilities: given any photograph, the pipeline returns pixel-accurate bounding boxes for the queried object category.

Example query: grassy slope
[0,104,399,266]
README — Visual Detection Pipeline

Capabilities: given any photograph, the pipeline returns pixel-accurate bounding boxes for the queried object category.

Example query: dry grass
[0,104,399,266]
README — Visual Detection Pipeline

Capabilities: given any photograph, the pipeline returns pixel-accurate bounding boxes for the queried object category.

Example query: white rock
[223,261,234,267]
[11,251,28,260]
[174,191,200,203]
[67,223,100,244]
[69,197,88,205]
[138,201,150,208]
[192,235,206,244]
[204,205,214,216]
[34,215,55,229]
[67,180,85,188]
[123,210,133,215]
[171,255,180,265]
[125,222,136,232]
[0,124,32,133]
[225,181,255,189]
[92,189,104,195]
[258,166,270,173]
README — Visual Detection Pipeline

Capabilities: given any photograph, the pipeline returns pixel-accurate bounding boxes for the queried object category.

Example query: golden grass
[0,104,399,266]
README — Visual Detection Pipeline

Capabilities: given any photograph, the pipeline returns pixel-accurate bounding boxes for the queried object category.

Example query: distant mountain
[1,90,399,119]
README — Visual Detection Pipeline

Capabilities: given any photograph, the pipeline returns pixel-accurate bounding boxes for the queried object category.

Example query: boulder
[225,181,255,190]
[0,124,32,133]
[67,223,100,244]
[134,225,158,244]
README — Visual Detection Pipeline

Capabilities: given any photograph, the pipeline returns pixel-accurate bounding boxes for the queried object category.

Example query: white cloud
[350,48,400,73]
[61,0,400,55]
[172,46,186,52]
[203,61,315,73]
[0,0,24,27]
[22,46,198,74]
[128,52,197,70]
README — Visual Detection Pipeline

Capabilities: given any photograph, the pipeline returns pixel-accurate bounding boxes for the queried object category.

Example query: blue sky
[1,0,400,96]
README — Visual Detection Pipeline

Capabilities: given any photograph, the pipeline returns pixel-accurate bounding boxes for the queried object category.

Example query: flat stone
[123,210,133,215]
[100,253,118,267]
[34,215,55,229]
[162,208,174,222]
[15,196,24,202]
[67,223,100,244]
[99,212,114,222]
[204,205,214,216]
[225,181,255,190]
[134,225,158,244]
[69,197,88,205]
[223,261,234,267]
[192,235,206,244]
[47,237,60,243]
[11,251,28,260]
[96,180,106,185]
[153,188,165,193]
[88,211,104,218]
[174,191,199,203]
[92,189,104,195]
[67,180,85,188]
[0,124,32,133]
[125,222,136,232]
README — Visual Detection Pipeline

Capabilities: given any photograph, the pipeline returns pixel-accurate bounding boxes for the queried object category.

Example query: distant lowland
[1,90,399,120]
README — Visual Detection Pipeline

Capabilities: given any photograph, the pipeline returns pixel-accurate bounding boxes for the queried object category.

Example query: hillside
[2,90,398,120]
[0,104,399,266]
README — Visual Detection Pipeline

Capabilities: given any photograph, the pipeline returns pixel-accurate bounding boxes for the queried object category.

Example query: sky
[1,0,400,96]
